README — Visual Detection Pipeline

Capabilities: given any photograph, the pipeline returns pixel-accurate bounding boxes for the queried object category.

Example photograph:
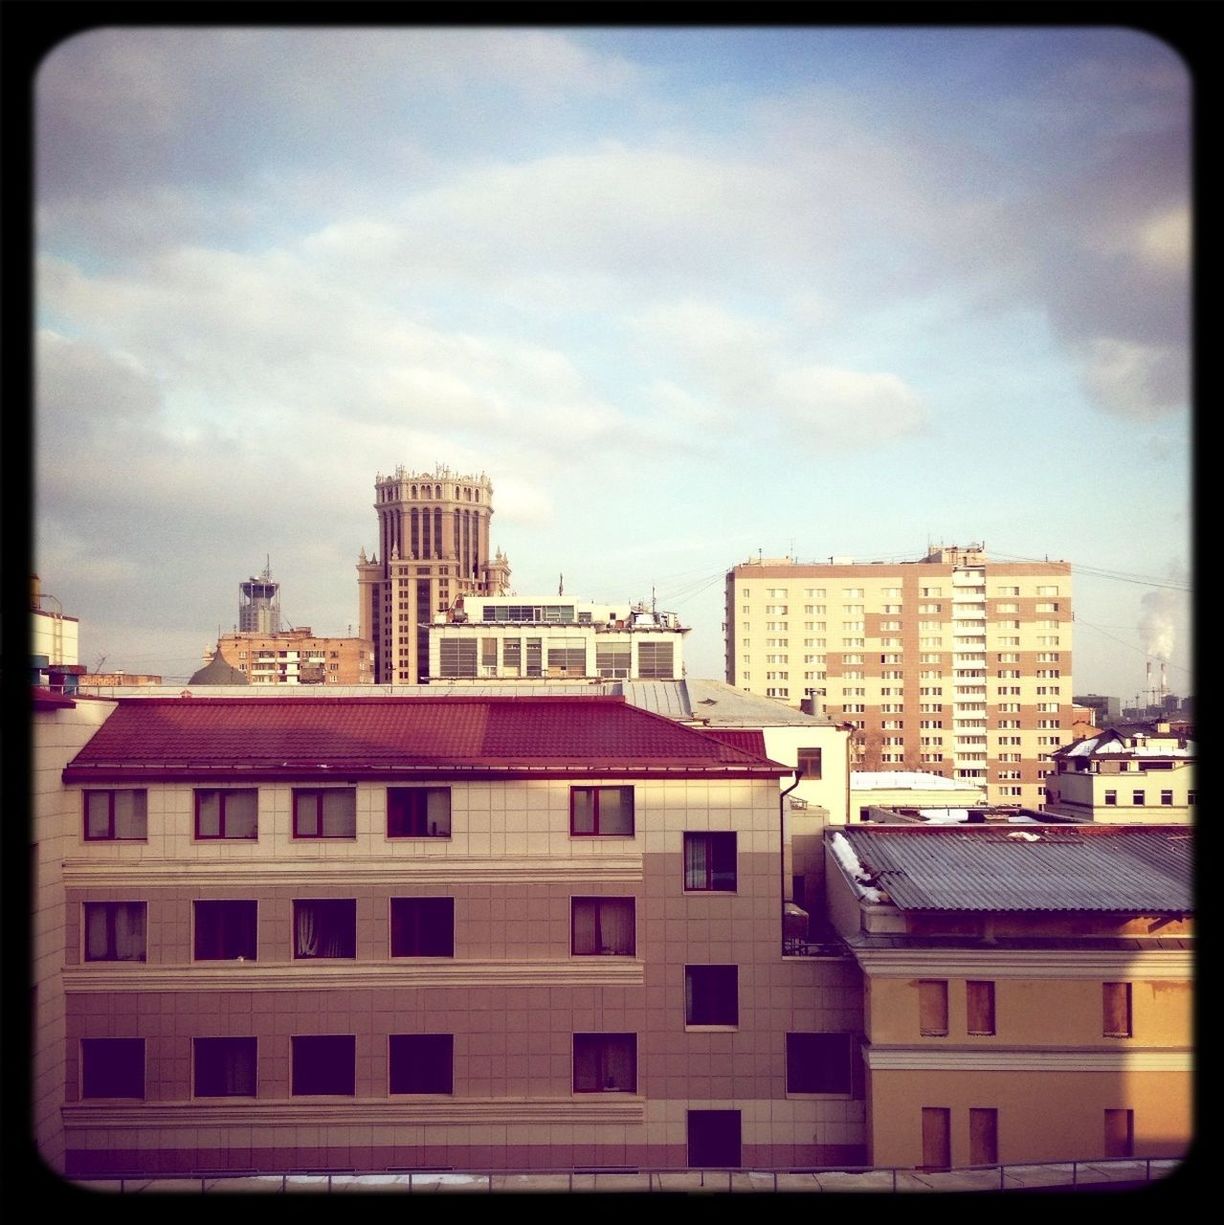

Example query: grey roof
[673,678,835,726]
[835,825,1193,915]
[187,652,250,686]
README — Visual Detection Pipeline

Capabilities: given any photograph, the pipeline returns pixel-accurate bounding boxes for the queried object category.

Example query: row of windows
[1103,789,1180,806]
[85,785,639,842]
[79,1029,856,1100]
[918,980,1135,1038]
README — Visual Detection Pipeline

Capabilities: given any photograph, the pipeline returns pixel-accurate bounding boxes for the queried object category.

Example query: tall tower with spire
[357,464,511,683]
[239,559,281,634]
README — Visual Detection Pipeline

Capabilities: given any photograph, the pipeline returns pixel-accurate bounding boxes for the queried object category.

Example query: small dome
[188,651,250,686]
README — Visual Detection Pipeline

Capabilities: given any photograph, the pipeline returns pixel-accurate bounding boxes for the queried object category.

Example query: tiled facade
[725,545,1074,808]
[44,697,866,1178]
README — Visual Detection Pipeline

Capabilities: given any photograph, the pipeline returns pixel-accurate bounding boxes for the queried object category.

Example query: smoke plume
[1138,590,1177,661]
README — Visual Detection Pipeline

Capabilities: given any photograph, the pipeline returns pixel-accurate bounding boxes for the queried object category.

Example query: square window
[919,980,949,1036]
[291,1035,355,1095]
[1103,982,1133,1037]
[683,832,737,891]
[194,1037,257,1097]
[1104,790,1118,806]
[389,1034,453,1094]
[293,899,356,959]
[967,981,996,1035]
[292,789,356,838]
[83,789,147,841]
[796,747,823,779]
[786,1033,854,1094]
[194,900,258,961]
[1161,790,1174,806]
[83,902,146,962]
[390,897,455,957]
[685,965,738,1026]
[195,789,258,839]
[573,1033,637,1092]
[387,788,451,837]
[687,1109,741,1168]
[82,1037,144,1098]
[570,786,634,836]
[1132,790,1145,806]
[571,897,635,955]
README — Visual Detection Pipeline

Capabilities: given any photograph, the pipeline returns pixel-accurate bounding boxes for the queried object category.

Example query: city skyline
[34,26,1192,697]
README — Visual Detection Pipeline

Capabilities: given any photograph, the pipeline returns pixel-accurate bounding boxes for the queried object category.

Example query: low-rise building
[848,771,988,825]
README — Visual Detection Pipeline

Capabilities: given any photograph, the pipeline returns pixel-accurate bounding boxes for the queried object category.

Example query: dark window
[785,1033,854,1094]
[195,789,258,839]
[387,788,451,837]
[967,980,996,1036]
[573,1034,637,1092]
[687,1110,741,1168]
[1103,982,1133,1037]
[570,786,634,836]
[82,1038,144,1098]
[683,832,737,891]
[83,902,146,962]
[194,1037,257,1097]
[83,789,147,840]
[1161,790,1174,806]
[1132,790,1145,806]
[1104,790,1117,806]
[1104,1109,1134,1159]
[796,747,823,780]
[389,1034,453,1094]
[194,900,258,961]
[292,1035,355,1095]
[685,965,738,1026]
[292,789,356,838]
[390,898,454,957]
[571,898,635,955]
[919,980,949,1036]
[293,899,356,959]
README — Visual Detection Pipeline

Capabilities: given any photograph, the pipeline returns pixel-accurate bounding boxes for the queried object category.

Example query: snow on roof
[851,771,983,792]
[829,831,888,903]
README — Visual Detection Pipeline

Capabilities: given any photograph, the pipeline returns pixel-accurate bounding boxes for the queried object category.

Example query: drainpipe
[780,765,805,954]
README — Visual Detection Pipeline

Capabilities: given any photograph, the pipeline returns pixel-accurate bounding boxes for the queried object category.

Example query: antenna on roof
[559,573,564,596]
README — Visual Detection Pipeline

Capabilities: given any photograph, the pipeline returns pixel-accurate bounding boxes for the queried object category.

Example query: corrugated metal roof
[62,694,788,780]
[700,728,770,759]
[836,825,1192,914]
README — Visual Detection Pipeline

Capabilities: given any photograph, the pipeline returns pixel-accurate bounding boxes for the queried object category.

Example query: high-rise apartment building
[725,545,1073,808]
[357,466,511,683]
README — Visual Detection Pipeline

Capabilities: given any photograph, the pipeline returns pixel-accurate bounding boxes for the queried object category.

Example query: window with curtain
[193,1037,257,1097]
[387,788,451,837]
[83,901,146,962]
[293,899,356,958]
[683,832,737,891]
[83,789,147,840]
[195,789,258,839]
[573,1033,636,1092]
[570,786,634,835]
[293,789,357,838]
[571,897,635,955]
[684,965,738,1026]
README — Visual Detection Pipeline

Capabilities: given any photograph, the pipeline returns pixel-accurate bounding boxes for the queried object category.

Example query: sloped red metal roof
[62,695,788,781]
[699,728,770,760]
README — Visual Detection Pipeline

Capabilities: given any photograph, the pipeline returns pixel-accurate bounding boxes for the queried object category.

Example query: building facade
[357,466,511,683]
[44,694,864,1179]
[824,824,1192,1169]
[725,545,1074,808]
[429,596,688,683]
[216,628,374,685]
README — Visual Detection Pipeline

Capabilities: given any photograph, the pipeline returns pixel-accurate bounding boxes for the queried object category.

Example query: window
[387,788,451,837]
[573,1033,637,1092]
[1104,1109,1134,1159]
[1161,789,1174,806]
[570,786,634,835]
[194,900,257,960]
[195,789,258,839]
[292,789,356,838]
[1132,790,1145,806]
[921,1107,951,1170]
[683,833,737,892]
[571,897,635,954]
[919,980,949,1036]
[685,965,738,1026]
[1103,982,1133,1037]
[439,639,478,677]
[292,1035,355,1095]
[970,1108,998,1165]
[390,897,455,957]
[83,902,146,962]
[293,899,356,958]
[194,1037,257,1097]
[389,1034,453,1094]
[83,789,147,840]
[688,1110,742,1168]
[1104,790,1117,806]
[967,981,996,1035]
[82,1038,144,1098]
[786,1033,854,1094]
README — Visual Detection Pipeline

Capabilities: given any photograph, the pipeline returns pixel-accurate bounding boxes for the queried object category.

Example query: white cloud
[771,366,927,446]
[1078,337,1186,418]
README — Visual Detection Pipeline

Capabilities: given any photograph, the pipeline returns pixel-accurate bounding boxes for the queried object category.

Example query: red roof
[699,728,770,759]
[63,695,788,782]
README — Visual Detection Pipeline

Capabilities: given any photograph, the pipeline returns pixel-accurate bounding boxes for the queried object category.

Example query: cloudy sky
[34,25,1192,700]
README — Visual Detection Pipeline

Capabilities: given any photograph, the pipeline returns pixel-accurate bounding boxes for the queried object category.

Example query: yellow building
[216,627,374,685]
[725,544,1073,808]
[1042,723,1195,823]
[825,823,1192,1169]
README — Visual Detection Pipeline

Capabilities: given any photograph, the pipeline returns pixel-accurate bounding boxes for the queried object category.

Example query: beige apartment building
[357,466,512,683]
[725,545,1074,808]
[216,628,374,685]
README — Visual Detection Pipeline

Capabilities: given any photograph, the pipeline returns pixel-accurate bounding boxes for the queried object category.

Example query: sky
[32,24,1193,700]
